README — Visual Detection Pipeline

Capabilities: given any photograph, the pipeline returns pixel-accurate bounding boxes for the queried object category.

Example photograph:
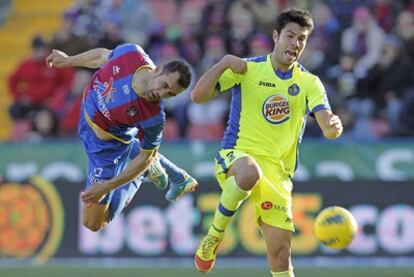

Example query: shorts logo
[94,167,103,177]
[226,151,236,163]
[274,205,288,213]
[113,155,122,164]
[261,201,273,210]
[262,94,290,124]
[288,84,300,96]
[88,176,106,184]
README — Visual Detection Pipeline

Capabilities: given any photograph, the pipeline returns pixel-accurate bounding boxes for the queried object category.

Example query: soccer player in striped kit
[46,43,198,232]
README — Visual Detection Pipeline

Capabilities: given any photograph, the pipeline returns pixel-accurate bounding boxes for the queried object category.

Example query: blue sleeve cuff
[309,104,330,118]
[311,104,330,114]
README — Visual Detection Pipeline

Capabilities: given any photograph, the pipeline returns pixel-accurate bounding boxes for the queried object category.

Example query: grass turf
[1,266,413,277]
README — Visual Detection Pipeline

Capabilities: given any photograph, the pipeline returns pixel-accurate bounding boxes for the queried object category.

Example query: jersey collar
[267,54,295,80]
[132,65,153,97]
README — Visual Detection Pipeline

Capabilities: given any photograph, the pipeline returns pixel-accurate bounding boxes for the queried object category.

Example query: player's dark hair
[275,8,314,34]
[162,60,192,89]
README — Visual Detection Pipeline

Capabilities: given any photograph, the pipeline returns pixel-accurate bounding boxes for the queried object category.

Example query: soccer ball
[314,206,358,249]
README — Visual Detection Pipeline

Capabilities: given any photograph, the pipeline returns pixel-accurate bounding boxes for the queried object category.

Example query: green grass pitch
[1,266,414,277]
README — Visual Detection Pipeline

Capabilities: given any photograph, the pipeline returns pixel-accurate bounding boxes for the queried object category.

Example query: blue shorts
[78,112,144,221]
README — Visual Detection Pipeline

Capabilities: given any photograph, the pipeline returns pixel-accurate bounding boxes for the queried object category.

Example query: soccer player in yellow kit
[191,8,343,277]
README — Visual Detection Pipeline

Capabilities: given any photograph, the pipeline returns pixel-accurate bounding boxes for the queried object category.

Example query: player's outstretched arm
[46,48,111,69]
[81,149,157,204]
[314,109,343,139]
[191,54,247,103]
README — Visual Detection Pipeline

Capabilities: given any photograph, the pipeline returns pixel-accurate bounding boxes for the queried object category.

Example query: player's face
[146,70,184,102]
[272,22,310,68]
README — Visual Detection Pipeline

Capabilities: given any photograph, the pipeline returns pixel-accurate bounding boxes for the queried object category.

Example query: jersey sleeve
[139,123,164,150]
[216,68,244,93]
[306,76,331,114]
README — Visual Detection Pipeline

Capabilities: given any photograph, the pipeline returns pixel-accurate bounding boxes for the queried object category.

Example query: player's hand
[81,182,110,205]
[221,55,247,74]
[328,114,343,136]
[46,49,71,68]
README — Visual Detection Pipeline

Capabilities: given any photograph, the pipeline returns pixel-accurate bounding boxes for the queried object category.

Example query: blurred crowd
[7,0,414,142]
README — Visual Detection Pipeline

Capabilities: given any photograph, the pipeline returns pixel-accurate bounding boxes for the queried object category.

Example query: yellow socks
[271,269,295,277]
[208,176,250,239]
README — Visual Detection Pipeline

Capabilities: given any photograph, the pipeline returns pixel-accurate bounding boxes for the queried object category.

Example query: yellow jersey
[217,54,330,177]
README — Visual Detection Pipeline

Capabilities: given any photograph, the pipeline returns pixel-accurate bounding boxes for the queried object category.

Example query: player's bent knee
[232,158,262,191]
[81,202,109,232]
[83,219,104,232]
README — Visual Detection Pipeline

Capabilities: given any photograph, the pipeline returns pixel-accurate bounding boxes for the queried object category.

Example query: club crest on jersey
[288,84,300,96]
[262,94,290,124]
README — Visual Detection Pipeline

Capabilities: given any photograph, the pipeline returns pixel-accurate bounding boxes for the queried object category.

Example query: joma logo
[259,81,276,88]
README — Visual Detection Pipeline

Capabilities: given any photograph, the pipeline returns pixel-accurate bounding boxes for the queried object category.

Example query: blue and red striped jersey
[83,44,165,150]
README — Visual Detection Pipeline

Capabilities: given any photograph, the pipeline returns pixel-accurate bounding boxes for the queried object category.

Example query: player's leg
[82,176,143,231]
[78,112,113,232]
[145,153,198,200]
[80,117,142,231]
[261,222,294,277]
[106,139,144,222]
[81,151,143,231]
[81,150,130,231]
[254,160,295,276]
[195,150,260,273]
[82,202,109,232]
[145,153,169,190]
[81,158,114,231]
[208,154,260,235]
[157,153,198,201]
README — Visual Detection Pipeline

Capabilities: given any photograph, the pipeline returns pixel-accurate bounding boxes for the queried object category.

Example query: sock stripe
[212,224,224,233]
[218,202,235,217]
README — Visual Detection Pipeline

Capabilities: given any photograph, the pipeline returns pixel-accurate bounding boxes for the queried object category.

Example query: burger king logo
[262,94,290,124]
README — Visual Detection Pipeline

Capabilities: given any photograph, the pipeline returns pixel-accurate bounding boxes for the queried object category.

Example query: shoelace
[200,236,220,258]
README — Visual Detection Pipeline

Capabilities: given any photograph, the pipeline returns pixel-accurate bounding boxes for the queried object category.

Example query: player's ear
[272,30,279,42]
